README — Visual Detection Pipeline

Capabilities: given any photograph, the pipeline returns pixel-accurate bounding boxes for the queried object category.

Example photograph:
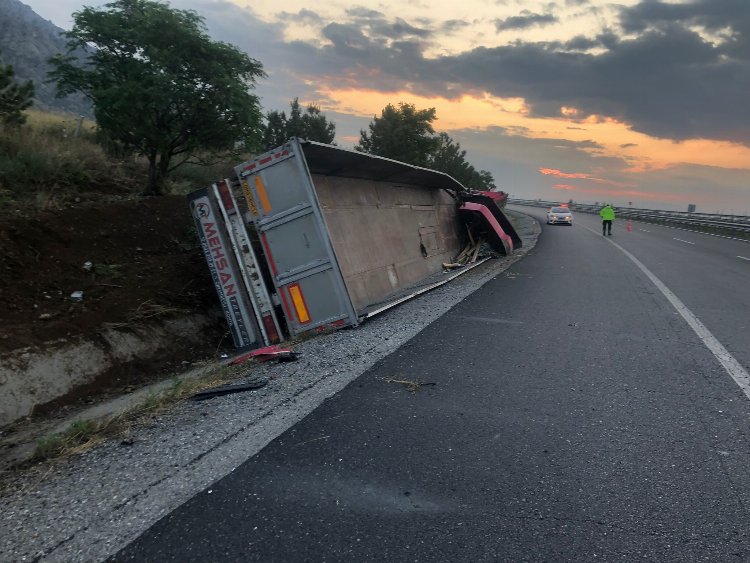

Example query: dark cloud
[372,17,432,40]
[281,1,749,146]
[192,1,285,68]
[596,29,621,50]
[442,19,471,34]
[619,0,748,34]
[277,9,324,26]
[620,143,637,148]
[563,35,599,51]
[194,0,750,146]
[618,0,750,59]
[321,23,372,51]
[443,25,750,143]
[345,7,386,20]
[495,11,558,32]
[562,28,621,52]
[344,8,432,40]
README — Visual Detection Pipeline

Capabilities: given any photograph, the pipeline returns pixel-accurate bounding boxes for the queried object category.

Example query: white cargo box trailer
[234,138,467,337]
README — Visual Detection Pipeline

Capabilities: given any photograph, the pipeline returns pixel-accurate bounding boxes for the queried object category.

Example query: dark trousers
[602,219,612,234]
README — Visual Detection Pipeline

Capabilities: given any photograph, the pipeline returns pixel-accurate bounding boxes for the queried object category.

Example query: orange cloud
[552,184,577,190]
[539,167,634,188]
[540,168,589,179]
[313,87,750,173]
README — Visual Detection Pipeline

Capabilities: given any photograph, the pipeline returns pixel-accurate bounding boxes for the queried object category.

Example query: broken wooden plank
[469,238,483,263]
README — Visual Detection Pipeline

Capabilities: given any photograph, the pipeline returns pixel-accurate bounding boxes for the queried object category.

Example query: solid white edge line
[583,224,750,400]
[673,237,695,245]
[738,256,750,262]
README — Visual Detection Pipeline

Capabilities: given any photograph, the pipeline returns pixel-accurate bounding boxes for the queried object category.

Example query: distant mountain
[0,0,91,116]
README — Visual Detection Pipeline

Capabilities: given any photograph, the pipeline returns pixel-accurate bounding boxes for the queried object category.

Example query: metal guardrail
[508,199,750,240]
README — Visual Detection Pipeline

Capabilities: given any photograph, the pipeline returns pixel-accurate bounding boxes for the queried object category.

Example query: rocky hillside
[0,0,90,116]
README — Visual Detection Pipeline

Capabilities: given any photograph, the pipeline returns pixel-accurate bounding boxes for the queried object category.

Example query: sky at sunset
[21,0,750,212]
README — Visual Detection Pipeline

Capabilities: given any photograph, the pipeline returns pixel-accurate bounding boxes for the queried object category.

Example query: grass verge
[29,362,250,463]
[1,108,250,207]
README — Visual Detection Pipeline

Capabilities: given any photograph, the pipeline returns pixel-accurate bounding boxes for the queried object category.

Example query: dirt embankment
[0,196,228,416]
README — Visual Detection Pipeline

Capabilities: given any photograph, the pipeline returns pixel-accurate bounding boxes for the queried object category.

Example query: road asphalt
[109,207,750,562]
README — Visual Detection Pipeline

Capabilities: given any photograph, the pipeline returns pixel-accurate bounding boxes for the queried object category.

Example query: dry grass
[31,363,246,463]
[102,299,192,329]
[127,299,190,321]
[0,108,247,206]
[0,109,146,206]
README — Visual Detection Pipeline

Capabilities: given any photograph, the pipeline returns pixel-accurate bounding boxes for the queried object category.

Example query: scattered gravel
[1,212,538,562]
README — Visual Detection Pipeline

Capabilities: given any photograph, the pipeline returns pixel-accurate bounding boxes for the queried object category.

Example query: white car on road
[546,206,573,225]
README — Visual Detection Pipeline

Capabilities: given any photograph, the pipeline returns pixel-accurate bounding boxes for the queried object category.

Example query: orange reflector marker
[288,284,311,324]
[254,175,272,213]
[242,179,259,216]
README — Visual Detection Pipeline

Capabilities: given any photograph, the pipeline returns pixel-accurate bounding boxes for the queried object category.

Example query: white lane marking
[583,224,750,400]
[738,256,750,262]
[673,237,695,245]
[642,222,748,243]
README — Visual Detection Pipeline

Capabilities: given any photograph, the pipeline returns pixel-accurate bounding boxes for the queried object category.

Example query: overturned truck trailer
[190,138,521,349]
[233,138,468,337]
[187,181,282,351]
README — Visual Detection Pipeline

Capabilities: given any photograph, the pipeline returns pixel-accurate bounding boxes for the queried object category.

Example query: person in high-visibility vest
[600,203,615,236]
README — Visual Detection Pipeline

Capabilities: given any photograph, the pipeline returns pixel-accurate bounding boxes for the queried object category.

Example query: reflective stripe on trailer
[254,175,272,213]
[288,283,311,324]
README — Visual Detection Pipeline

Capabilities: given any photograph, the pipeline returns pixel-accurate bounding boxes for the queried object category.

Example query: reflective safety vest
[600,206,615,220]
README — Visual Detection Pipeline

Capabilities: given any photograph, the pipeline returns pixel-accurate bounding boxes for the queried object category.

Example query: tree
[261,111,287,151]
[355,102,439,167]
[430,132,470,179]
[261,98,336,150]
[300,103,336,145]
[0,59,34,127]
[430,132,495,190]
[48,0,266,195]
[356,103,493,189]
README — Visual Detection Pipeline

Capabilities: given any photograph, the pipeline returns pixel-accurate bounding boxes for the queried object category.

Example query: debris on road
[229,345,299,365]
[383,378,437,393]
[190,379,269,401]
[443,237,486,270]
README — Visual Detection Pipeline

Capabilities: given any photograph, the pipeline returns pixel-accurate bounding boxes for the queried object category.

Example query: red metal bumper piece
[459,201,514,253]
[229,345,297,365]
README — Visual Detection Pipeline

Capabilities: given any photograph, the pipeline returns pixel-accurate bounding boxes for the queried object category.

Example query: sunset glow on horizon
[319,87,750,178]
[21,0,750,211]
